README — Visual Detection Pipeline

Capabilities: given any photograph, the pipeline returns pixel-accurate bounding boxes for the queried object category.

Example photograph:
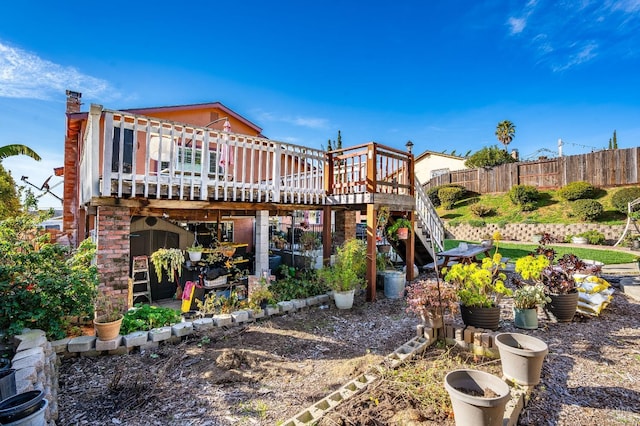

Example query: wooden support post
[406,210,416,282]
[322,206,332,266]
[366,204,377,302]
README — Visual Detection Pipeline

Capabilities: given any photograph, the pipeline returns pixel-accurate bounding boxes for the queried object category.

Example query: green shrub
[438,186,465,209]
[611,187,640,213]
[0,214,99,339]
[448,219,462,227]
[576,230,606,245]
[509,185,540,210]
[470,203,493,217]
[428,184,466,207]
[497,220,508,229]
[557,181,596,201]
[464,145,516,168]
[571,199,604,221]
[467,219,486,227]
[426,186,441,207]
[121,304,181,335]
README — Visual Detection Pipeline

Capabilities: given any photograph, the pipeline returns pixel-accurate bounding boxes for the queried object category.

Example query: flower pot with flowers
[406,278,458,330]
[444,253,512,330]
[511,284,551,329]
[515,248,583,322]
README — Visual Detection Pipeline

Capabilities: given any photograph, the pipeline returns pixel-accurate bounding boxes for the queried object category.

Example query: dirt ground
[58,275,640,426]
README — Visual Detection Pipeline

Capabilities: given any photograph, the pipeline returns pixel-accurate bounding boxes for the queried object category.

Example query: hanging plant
[150,248,184,282]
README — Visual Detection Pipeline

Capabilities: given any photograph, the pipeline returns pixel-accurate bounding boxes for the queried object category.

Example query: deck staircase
[388,178,445,268]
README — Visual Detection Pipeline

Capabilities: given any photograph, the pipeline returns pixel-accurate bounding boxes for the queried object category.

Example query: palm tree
[495,120,516,151]
[0,144,41,161]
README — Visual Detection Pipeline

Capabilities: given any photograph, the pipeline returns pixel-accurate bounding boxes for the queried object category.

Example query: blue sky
[1,0,640,208]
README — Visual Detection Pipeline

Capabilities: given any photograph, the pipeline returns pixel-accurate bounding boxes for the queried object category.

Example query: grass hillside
[437,187,628,226]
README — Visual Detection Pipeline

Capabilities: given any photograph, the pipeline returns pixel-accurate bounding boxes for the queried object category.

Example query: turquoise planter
[513,307,538,329]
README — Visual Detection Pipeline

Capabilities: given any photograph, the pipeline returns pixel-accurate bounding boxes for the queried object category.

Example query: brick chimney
[65,90,82,113]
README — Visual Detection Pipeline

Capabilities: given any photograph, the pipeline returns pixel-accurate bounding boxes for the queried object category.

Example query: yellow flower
[492,231,502,242]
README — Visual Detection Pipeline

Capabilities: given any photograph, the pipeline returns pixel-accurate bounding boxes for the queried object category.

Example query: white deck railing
[79,105,326,205]
[414,177,445,252]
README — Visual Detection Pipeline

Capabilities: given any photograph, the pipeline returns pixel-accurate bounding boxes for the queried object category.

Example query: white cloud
[0,41,115,100]
[552,42,598,72]
[505,1,640,71]
[508,17,527,34]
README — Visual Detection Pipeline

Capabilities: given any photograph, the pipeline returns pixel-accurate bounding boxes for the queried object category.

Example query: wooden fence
[426,147,640,193]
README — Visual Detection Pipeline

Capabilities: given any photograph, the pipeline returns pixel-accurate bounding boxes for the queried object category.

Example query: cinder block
[172,322,194,337]
[291,299,307,310]
[148,326,172,342]
[50,338,70,354]
[278,301,294,312]
[95,336,122,351]
[317,294,330,303]
[306,296,320,306]
[67,336,96,352]
[231,310,250,323]
[265,305,280,316]
[122,331,148,348]
[251,309,265,320]
[464,327,476,344]
[454,328,464,342]
[213,314,233,327]
[481,333,492,348]
[193,318,214,331]
[12,347,44,363]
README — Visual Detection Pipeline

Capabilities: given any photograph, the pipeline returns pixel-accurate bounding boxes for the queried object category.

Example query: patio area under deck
[80,106,442,302]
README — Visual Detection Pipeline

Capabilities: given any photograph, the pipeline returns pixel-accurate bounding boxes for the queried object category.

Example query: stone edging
[12,294,531,426]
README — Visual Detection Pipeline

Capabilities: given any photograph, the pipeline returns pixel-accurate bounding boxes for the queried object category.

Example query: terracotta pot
[547,292,579,322]
[460,304,501,330]
[94,316,123,341]
[396,227,409,240]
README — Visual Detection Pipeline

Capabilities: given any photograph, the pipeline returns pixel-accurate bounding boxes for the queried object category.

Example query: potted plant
[511,284,551,329]
[444,253,512,330]
[317,239,367,309]
[248,279,276,310]
[515,252,582,322]
[93,293,126,341]
[186,244,204,262]
[150,248,185,299]
[405,278,458,330]
[272,234,287,250]
[387,217,412,241]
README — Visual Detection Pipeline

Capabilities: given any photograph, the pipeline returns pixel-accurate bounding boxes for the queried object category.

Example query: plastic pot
[0,390,45,424]
[495,332,548,386]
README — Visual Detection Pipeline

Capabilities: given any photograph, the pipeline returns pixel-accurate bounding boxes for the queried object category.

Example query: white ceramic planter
[333,289,355,309]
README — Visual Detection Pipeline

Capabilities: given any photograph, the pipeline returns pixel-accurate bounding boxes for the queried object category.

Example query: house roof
[415,150,466,162]
[66,101,265,137]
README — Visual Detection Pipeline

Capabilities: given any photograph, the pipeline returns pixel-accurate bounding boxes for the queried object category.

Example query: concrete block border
[280,321,531,425]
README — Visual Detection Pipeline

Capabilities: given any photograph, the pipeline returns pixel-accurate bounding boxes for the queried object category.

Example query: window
[160,147,224,177]
[430,168,450,178]
[112,128,134,173]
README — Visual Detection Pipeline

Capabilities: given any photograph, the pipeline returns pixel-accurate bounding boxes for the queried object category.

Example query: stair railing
[414,177,445,253]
